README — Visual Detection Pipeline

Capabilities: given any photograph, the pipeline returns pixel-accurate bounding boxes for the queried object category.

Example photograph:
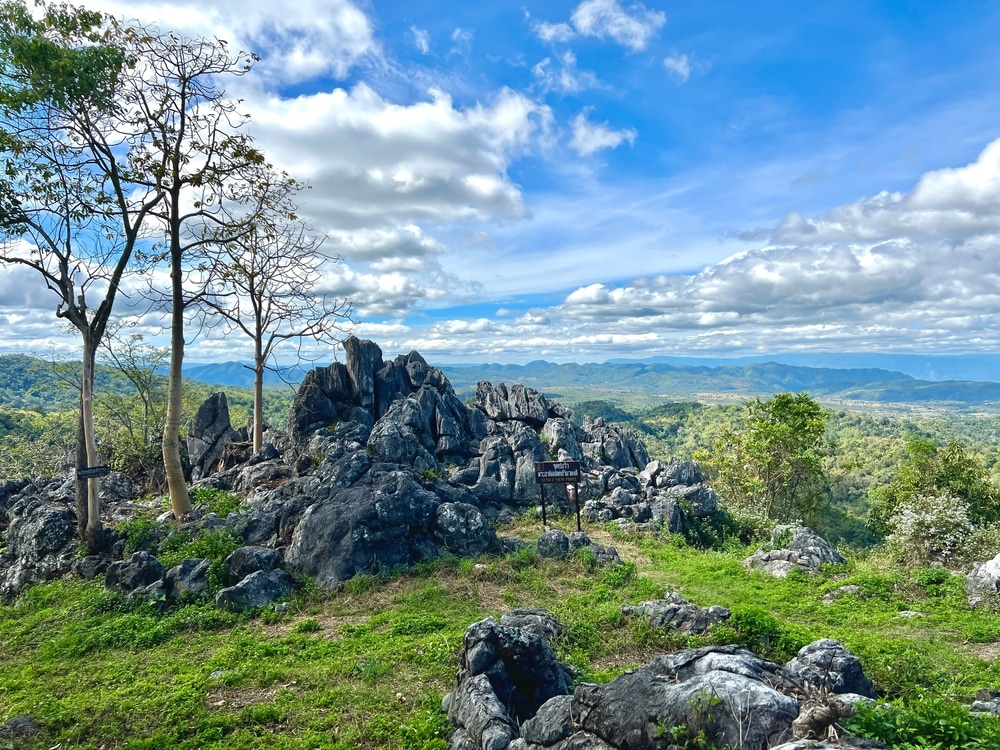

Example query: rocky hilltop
[0,337,720,601]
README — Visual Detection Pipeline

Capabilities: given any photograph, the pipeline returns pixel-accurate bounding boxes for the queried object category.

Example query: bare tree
[0,1,162,546]
[201,176,352,452]
[116,27,275,518]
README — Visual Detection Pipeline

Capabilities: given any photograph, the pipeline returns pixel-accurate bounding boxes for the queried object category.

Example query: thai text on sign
[534,460,581,484]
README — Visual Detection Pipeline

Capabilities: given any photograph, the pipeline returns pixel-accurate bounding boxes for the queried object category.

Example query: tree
[868,435,1000,537]
[0,1,161,546]
[96,331,168,489]
[702,392,829,534]
[201,176,351,452]
[115,26,272,518]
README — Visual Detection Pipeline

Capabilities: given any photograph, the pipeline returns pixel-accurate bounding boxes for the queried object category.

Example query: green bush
[846,694,1000,749]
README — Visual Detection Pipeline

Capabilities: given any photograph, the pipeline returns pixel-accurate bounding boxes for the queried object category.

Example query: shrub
[884,493,977,568]
[845,693,1000,748]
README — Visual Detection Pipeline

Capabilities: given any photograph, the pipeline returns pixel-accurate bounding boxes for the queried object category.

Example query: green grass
[3,516,1000,748]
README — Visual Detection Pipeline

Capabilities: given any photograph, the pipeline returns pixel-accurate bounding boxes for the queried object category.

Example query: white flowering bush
[885,493,977,567]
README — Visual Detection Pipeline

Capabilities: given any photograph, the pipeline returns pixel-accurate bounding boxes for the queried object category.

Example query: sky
[5,0,1000,365]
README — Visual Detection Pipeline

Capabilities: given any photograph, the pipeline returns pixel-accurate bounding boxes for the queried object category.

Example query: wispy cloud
[569,109,637,155]
[410,25,430,54]
[570,0,666,52]
[663,52,691,83]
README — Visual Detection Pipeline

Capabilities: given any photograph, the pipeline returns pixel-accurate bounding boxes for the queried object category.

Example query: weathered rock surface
[214,569,294,611]
[447,610,571,750]
[743,526,846,577]
[105,551,165,596]
[966,553,1000,609]
[0,494,77,599]
[447,608,884,750]
[188,392,242,482]
[785,639,876,699]
[620,591,731,635]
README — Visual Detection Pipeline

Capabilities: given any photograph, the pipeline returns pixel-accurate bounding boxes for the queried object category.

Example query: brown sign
[534,460,581,484]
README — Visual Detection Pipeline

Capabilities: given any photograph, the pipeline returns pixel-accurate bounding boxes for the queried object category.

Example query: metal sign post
[534,460,582,530]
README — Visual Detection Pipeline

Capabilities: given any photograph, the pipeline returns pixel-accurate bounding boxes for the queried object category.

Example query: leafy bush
[884,493,978,568]
[846,694,1000,749]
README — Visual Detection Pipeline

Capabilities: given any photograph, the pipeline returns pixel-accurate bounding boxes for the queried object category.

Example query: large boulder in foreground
[0,496,77,599]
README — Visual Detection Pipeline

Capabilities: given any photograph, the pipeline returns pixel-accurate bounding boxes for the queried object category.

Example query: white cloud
[663,53,691,83]
[246,84,550,229]
[772,138,1000,244]
[569,109,637,155]
[82,0,377,83]
[411,25,430,54]
[570,0,666,52]
[532,20,576,43]
[532,51,602,94]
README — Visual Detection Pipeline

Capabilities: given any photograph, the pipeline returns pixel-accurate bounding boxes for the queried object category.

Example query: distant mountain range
[178,353,1000,407]
[5,352,1000,411]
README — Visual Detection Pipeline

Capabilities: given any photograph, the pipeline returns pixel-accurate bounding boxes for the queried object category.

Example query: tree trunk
[74,407,88,540]
[80,337,104,546]
[253,341,264,453]
[162,228,191,518]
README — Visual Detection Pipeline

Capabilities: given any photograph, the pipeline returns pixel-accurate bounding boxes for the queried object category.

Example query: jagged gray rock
[620,591,731,635]
[215,568,294,611]
[0,496,77,599]
[226,545,282,582]
[105,551,165,596]
[785,639,877,699]
[966,553,1000,609]
[188,392,242,482]
[743,526,846,578]
[164,558,210,599]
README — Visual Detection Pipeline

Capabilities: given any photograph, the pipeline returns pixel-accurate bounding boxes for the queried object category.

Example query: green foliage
[845,694,1000,749]
[714,605,812,662]
[701,392,829,536]
[190,486,243,517]
[869,435,1000,537]
[158,528,244,592]
[883,493,987,568]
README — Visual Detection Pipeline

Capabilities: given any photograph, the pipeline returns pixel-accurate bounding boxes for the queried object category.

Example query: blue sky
[5,0,1000,364]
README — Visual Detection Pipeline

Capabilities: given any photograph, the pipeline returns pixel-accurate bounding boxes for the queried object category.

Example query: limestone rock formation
[743,526,846,578]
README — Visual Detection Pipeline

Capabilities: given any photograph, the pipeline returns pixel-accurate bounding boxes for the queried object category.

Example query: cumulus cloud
[663,53,691,83]
[532,20,576,44]
[83,0,377,82]
[570,0,666,52]
[771,138,1000,244]
[247,84,550,230]
[569,109,637,155]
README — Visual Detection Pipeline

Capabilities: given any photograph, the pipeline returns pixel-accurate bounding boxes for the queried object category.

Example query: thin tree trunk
[162,225,191,518]
[253,340,264,453]
[81,338,103,544]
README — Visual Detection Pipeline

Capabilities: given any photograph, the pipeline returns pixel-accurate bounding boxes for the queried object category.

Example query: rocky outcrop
[743,526,846,578]
[447,610,883,750]
[446,610,572,749]
[582,458,719,535]
[966,553,1000,609]
[215,568,294,611]
[0,493,77,599]
[188,392,244,482]
[620,591,731,635]
[784,639,876,699]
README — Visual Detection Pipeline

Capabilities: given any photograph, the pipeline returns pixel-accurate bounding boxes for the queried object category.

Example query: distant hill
[605,352,1000,383]
[6,352,1000,412]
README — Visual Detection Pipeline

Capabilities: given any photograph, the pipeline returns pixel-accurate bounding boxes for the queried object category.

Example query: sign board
[534,460,581,484]
[77,465,110,479]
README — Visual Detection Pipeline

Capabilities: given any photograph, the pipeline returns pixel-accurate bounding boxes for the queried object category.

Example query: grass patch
[4,518,1000,748]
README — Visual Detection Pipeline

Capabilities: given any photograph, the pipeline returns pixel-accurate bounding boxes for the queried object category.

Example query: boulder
[620,591,731,635]
[966,553,1000,609]
[743,526,845,577]
[214,568,294,611]
[283,471,444,588]
[105,551,165,595]
[226,545,282,582]
[447,613,572,749]
[164,558,211,599]
[537,528,570,559]
[0,497,78,599]
[785,639,876,699]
